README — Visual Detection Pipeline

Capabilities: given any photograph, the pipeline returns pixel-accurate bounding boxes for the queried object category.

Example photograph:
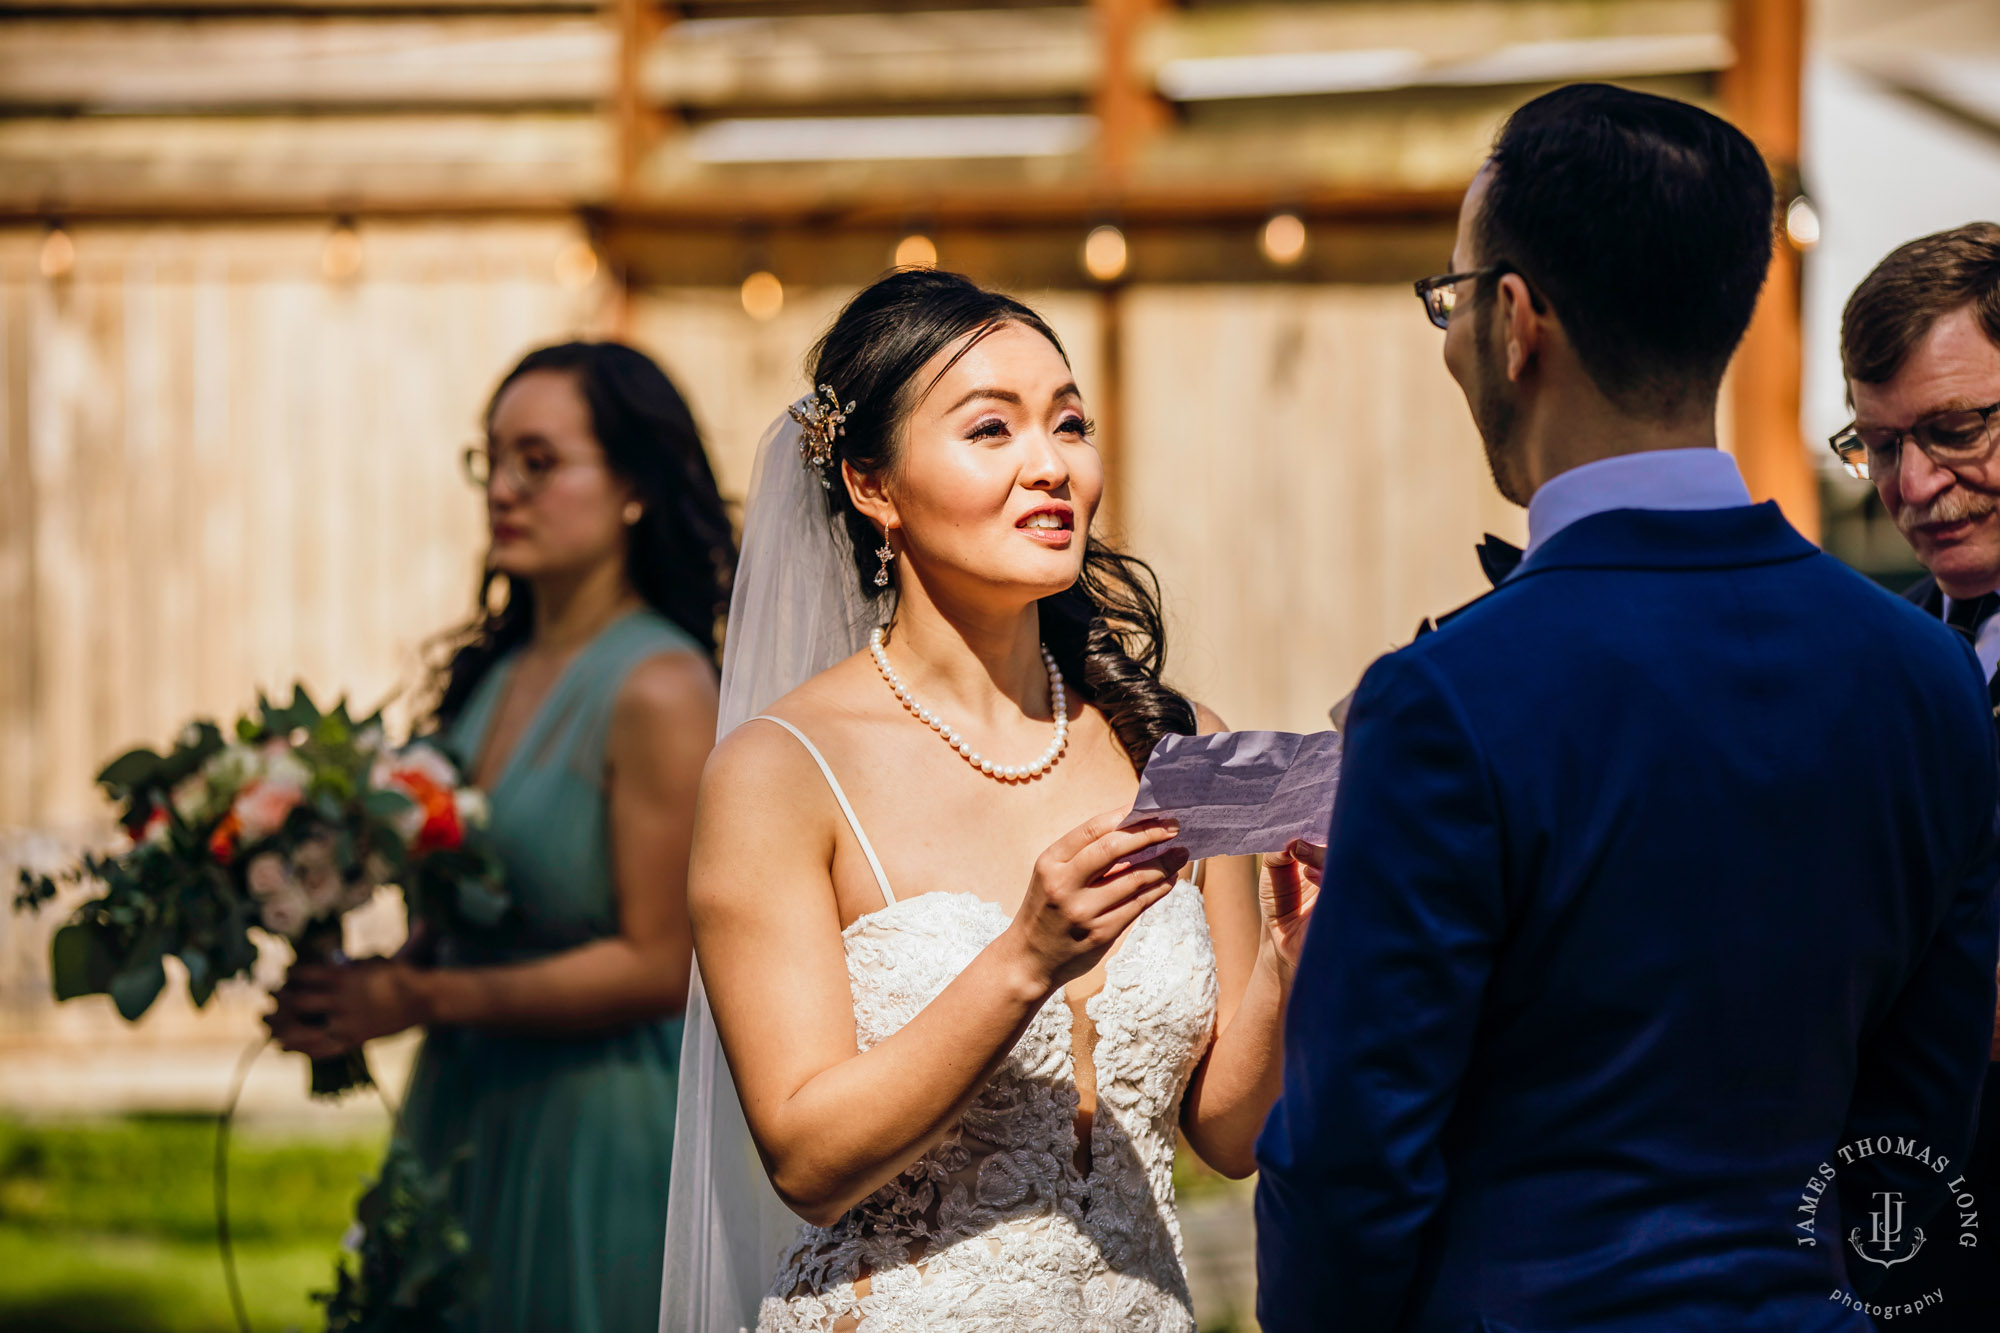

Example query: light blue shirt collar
[1524,448,1755,561]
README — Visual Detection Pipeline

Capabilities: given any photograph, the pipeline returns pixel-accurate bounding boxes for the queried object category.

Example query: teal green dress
[399,609,697,1333]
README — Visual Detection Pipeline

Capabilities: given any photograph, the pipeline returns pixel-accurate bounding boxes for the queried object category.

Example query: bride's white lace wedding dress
[752,717,1220,1333]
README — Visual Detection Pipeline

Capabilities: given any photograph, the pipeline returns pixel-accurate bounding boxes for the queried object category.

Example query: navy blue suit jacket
[1254,503,2000,1332]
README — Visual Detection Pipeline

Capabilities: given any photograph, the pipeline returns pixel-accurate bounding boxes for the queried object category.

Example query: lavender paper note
[1120,729,1342,862]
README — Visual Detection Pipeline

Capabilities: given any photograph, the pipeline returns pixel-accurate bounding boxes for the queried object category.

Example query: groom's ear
[1498,272,1545,384]
[841,459,899,533]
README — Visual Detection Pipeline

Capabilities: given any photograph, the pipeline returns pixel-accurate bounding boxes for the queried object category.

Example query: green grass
[0,1225,331,1333]
[0,1117,385,1333]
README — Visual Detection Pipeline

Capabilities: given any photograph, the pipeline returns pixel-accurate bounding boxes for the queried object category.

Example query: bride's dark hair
[807,268,1194,772]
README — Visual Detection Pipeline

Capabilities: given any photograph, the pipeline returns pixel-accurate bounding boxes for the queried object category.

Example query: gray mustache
[1899,488,1998,533]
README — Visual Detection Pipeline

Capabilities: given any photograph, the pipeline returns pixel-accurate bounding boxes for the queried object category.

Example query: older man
[1839,221,2000,1328]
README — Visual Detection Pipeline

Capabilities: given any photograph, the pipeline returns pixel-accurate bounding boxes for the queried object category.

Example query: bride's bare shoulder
[700,650,882,805]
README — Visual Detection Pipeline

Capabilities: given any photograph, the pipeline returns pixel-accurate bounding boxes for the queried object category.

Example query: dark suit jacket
[1254,504,2000,1333]
[1864,573,2000,1331]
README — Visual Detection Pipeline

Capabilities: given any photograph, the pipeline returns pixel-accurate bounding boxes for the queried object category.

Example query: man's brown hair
[1842,221,2000,386]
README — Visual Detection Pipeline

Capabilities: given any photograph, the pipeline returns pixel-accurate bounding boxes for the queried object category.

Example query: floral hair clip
[789,384,856,487]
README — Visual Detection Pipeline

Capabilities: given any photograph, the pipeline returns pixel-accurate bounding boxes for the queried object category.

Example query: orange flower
[209,811,241,863]
[402,770,464,853]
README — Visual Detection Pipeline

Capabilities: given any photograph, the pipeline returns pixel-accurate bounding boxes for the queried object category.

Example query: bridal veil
[659,407,875,1333]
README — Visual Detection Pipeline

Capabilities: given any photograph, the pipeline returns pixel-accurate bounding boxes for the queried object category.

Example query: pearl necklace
[869,627,1068,782]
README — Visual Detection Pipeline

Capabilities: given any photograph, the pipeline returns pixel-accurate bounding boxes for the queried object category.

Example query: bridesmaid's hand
[266,958,427,1059]
[1259,839,1324,977]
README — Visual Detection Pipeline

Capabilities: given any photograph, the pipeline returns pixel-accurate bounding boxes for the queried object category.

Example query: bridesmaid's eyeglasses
[462,445,560,497]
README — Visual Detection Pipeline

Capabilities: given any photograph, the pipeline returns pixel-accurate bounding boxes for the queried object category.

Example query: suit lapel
[1906,573,2000,723]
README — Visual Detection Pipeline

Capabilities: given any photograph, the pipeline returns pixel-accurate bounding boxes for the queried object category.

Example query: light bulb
[740,270,784,321]
[322,222,363,283]
[1261,213,1307,266]
[39,226,75,280]
[1785,196,1821,251]
[555,240,599,289]
[1083,225,1128,283]
[895,234,938,268]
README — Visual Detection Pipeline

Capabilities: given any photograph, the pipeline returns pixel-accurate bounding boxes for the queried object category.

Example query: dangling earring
[623,501,643,526]
[874,539,896,588]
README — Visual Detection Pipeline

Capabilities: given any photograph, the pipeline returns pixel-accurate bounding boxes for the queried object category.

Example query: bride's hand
[1004,811,1189,992]
[1260,839,1324,976]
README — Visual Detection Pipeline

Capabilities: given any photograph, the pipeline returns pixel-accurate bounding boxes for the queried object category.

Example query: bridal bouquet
[14,687,506,1097]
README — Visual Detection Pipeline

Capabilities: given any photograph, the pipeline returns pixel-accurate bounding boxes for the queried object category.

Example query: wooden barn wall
[0,221,605,832]
[1120,285,1525,734]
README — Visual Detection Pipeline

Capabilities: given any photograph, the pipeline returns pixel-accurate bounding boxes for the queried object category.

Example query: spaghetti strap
[751,715,897,908]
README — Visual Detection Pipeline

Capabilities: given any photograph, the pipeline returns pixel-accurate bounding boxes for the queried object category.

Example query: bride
[662,269,1320,1333]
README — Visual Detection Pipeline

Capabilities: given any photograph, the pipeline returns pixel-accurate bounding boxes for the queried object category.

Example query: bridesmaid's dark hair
[808,268,1194,772]
[427,341,736,728]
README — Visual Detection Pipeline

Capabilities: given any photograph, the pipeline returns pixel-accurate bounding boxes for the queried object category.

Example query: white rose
[395,743,460,789]
[261,745,312,792]
[202,743,259,795]
[389,800,426,846]
[257,881,311,940]
[453,787,489,830]
[245,852,295,901]
[232,774,306,843]
[170,773,210,821]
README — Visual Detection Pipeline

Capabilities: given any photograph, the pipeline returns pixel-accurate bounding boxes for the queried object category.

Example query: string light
[554,239,599,289]
[1083,225,1128,283]
[1261,212,1307,266]
[1785,196,1821,251]
[895,234,938,268]
[38,223,75,280]
[740,270,784,321]
[321,220,362,283]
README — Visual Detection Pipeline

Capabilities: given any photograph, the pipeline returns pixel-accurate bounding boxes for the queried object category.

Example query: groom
[1255,84,2000,1332]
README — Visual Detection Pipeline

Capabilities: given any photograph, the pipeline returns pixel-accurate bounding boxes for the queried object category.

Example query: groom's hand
[1260,839,1325,974]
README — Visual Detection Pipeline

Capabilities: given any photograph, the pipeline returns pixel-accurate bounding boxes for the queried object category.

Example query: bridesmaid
[269,341,735,1333]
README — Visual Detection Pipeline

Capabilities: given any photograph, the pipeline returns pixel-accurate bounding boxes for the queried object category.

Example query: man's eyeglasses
[1413,267,1506,330]
[1827,401,2000,481]
[462,445,560,497]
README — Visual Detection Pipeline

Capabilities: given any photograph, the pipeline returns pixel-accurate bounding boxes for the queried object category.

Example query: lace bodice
[751,719,1220,1333]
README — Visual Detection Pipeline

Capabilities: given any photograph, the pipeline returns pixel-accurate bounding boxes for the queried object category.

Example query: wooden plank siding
[0,221,607,828]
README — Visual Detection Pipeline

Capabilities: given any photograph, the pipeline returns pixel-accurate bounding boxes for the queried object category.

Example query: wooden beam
[0,16,609,112]
[613,0,667,206]
[1093,0,1165,186]
[1721,0,1818,540]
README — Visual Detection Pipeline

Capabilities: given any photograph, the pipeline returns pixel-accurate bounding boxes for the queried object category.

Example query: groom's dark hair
[1478,82,1775,417]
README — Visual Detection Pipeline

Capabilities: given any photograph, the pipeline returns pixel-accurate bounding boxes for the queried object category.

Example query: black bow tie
[1946,591,2000,640]
[1477,535,1525,589]
[1414,535,1527,639]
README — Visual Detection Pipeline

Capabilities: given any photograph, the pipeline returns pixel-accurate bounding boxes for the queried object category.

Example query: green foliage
[316,1139,481,1333]
[13,684,506,1080]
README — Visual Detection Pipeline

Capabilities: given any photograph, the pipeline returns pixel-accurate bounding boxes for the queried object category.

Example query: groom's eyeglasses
[1828,401,2000,481]
[1413,267,1509,329]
